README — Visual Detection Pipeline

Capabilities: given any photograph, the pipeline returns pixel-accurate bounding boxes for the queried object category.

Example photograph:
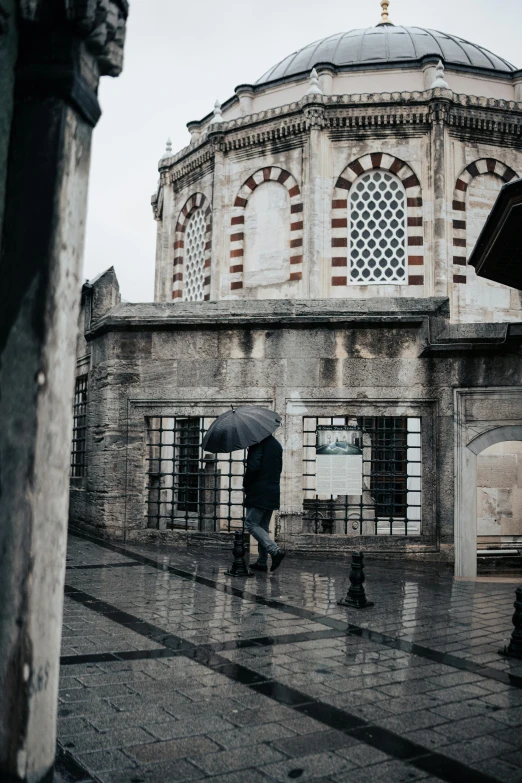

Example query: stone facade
[70,278,522,573]
[72,20,522,579]
[153,88,522,324]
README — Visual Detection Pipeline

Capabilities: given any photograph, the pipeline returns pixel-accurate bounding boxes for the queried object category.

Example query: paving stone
[433,715,507,742]
[62,727,155,754]
[96,758,201,783]
[189,744,286,776]
[88,706,175,731]
[225,705,296,727]
[490,706,522,726]
[430,699,499,721]
[500,749,522,767]
[335,742,391,767]
[127,735,220,764]
[58,716,98,736]
[60,537,522,783]
[76,748,136,773]
[195,771,271,783]
[272,729,358,757]
[147,715,235,741]
[332,759,429,782]
[441,735,516,764]
[261,751,353,781]
[470,757,522,783]
[208,721,296,749]
[279,716,332,736]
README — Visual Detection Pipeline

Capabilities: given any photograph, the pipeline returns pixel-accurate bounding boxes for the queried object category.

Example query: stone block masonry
[70,284,522,569]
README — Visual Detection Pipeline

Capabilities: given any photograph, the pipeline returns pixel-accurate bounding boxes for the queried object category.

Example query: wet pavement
[56,531,522,783]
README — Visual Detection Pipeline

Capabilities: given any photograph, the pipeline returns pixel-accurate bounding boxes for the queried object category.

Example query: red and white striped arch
[331,153,424,288]
[173,192,212,301]
[229,167,304,293]
[452,158,518,285]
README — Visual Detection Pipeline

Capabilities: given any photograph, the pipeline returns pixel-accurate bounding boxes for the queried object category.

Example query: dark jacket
[243,435,283,510]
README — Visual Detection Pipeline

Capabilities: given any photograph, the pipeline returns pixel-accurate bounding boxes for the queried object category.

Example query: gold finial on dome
[377,0,393,25]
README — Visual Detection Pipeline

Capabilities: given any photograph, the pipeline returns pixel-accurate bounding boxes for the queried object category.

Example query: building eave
[85,297,450,339]
[468,178,522,291]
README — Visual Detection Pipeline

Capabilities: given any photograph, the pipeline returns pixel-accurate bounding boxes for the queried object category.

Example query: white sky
[83,0,520,302]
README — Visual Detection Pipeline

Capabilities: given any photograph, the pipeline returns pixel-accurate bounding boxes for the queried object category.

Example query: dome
[256,26,517,86]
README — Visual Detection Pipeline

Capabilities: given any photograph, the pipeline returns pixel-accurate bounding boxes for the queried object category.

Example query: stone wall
[69,279,522,564]
[477,441,522,547]
[154,89,522,326]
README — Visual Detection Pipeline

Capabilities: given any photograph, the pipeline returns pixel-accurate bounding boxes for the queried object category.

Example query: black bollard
[225,530,253,578]
[338,551,374,609]
[499,585,522,660]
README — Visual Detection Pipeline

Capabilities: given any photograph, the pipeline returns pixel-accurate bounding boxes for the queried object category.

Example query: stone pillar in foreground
[0,2,128,780]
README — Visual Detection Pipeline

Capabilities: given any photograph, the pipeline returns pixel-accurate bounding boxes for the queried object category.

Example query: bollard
[499,585,522,660]
[338,551,374,609]
[225,530,253,578]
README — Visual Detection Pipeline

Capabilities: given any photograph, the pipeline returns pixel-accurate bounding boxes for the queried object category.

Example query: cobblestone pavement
[56,531,522,783]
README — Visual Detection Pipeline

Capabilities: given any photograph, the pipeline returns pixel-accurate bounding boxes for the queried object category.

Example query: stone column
[303,99,327,299]
[514,77,522,103]
[0,2,128,781]
[235,84,254,117]
[209,129,226,300]
[429,94,452,298]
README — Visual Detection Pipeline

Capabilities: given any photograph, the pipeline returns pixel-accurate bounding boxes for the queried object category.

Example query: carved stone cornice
[428,97,452,125]
[18,0,128,79]
[207,127,225,154]
[165,147,213,187]
[448,104,522,139]
[162,87,522,184]
[303,103,326,129]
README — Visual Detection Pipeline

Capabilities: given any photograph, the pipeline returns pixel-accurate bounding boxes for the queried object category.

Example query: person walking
[243,433,285,573]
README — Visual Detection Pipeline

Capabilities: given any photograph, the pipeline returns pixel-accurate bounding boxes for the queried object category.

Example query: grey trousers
[245,506,279,565]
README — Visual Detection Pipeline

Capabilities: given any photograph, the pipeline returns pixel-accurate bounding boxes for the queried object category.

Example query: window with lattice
[349,171,407,284]
[184,209,206,301]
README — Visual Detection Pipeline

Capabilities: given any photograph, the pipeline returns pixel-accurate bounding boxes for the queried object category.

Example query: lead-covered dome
[256,26,516,85]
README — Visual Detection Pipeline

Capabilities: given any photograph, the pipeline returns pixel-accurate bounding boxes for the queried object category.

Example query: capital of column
[16,0,129,127]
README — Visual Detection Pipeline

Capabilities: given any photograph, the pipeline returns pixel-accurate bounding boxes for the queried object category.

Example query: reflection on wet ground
[57,532,522,783]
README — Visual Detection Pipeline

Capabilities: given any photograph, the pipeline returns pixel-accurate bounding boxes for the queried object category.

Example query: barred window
[349,171,407,284]
[71,375,88,477]
[146,416,246,532]
[303,416,421,535]
[184,209,206,301]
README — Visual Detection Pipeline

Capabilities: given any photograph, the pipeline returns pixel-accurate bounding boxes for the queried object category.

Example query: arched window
[349,170,407,284]
[244,182,290,287]
[184,208,206,301]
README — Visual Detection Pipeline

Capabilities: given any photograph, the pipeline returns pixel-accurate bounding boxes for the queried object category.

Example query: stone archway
[455,388,522,577]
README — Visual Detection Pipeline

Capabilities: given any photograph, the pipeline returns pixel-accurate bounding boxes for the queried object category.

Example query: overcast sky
[83,0,520,302]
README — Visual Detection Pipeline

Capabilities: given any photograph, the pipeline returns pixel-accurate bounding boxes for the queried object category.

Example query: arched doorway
[456,420,522,577]
[477,440,522,555]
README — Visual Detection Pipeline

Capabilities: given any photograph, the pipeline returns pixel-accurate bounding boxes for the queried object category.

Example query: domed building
[153,2,522,323]
[72,4,522,577]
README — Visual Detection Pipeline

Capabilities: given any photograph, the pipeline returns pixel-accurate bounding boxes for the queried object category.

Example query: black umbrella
[202,406,281,453]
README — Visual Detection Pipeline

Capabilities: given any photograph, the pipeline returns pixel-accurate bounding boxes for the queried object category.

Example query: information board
[315,426,363,496]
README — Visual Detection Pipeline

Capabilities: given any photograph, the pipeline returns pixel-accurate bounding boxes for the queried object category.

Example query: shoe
[270,551,286,572]
[250,562,268,572]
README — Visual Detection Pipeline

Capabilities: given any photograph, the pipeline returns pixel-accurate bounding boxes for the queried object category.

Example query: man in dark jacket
[243,434,285,572]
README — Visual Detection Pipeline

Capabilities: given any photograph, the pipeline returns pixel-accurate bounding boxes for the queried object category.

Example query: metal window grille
[349,170,407,284]
[146,416,247,532]
[303,416,421,535]
[71,375,88,477]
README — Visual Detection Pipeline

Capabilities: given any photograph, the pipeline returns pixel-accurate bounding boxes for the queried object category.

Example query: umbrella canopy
[202,406,281,453]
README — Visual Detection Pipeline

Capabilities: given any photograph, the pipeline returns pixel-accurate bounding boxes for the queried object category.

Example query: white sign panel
[315,426,363,496]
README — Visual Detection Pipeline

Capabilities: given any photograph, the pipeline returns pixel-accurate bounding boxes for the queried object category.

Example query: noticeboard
[315,425,363,496]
